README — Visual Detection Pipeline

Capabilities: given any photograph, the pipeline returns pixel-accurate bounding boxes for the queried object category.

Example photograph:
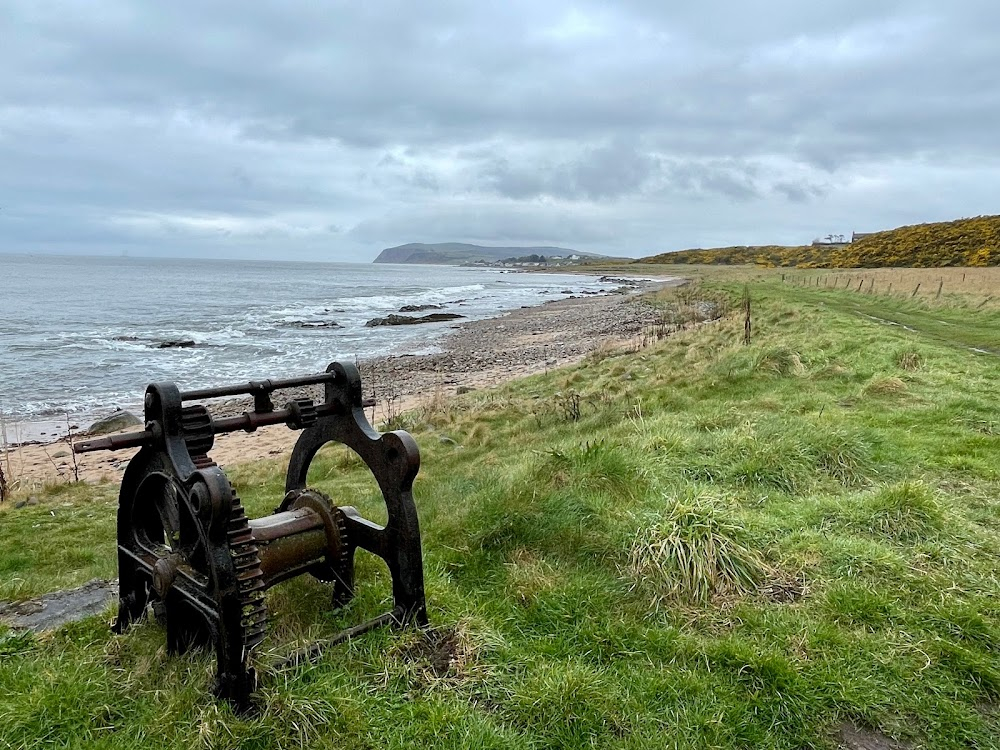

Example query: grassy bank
[637,214,1000,268]
[2,274,1000,749]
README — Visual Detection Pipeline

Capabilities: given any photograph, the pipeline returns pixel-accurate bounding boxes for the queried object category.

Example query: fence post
[911,283,921,298]
[742,285,752,345]
[936,280,944,299]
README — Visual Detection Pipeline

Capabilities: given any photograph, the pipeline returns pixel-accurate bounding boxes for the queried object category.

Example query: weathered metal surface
[75,362,427,712]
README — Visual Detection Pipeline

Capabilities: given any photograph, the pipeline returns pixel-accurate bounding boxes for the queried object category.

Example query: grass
[2,271,1000,748]
[625,491,768,604]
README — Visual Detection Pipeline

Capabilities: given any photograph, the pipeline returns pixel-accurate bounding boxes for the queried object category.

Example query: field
[2,269,1000,749]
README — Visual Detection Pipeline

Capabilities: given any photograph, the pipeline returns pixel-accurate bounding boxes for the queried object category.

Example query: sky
[1,1,998,262]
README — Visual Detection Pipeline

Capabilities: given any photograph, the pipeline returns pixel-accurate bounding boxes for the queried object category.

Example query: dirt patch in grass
[759,574,808,604]
[837,721,911,750]
[398,626,464,677]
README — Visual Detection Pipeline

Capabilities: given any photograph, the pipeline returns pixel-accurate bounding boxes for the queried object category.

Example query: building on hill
[812,234,849,248]
[852,232,875,242]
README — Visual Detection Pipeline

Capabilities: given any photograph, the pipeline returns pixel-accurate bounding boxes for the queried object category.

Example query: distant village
[467,252,588,268]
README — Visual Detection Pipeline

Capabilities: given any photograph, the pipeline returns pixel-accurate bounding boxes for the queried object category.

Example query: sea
[0,254,625,440]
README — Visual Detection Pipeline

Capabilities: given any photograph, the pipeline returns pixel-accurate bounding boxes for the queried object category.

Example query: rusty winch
[74,362,427,710]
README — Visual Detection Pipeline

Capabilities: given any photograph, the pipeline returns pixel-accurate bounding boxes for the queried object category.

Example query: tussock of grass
[538,441,648,499]
[896,350,923,371]
[754,346,806,376]
[858,481,946,540]
[625,494,767,604]
[862,376,908,397]
[803,427,879,487]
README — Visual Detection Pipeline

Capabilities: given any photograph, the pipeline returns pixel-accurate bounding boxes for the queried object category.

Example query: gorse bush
[625,493,767,604]
[640,214,1000,268]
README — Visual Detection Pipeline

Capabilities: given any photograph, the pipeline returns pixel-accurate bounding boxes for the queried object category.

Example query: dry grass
[785,266,1000,308]
[896,351,923,371]
[862,376,908,398]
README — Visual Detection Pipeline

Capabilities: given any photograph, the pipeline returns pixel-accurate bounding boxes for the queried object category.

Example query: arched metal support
[285,361,427,626]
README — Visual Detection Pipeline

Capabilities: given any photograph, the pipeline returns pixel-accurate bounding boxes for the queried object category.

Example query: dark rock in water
[598,276,639,285]
[365,313,465,327]
[89,410,142,435]
[155,339,196,349]
[112,335,141,342]
[399,304,442,313]
[298,320,341,328]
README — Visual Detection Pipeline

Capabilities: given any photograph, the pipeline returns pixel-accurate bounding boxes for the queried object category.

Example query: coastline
[2,275,681,489]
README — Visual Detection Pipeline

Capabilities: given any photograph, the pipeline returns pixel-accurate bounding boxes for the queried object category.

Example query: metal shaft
[250,509,329,588]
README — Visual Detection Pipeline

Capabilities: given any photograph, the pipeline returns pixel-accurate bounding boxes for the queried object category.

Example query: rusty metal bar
[74,430,154,453]
[179,372,340,402]
[73,397,376,454]
[272,610,400,670]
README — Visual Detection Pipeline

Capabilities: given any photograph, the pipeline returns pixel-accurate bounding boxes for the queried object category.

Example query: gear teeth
[182,406,215,456]
[226,483,268,651]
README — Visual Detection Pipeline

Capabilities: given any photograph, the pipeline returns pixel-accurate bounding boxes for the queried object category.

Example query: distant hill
[639,215,1000,268]
[373,242,614,265]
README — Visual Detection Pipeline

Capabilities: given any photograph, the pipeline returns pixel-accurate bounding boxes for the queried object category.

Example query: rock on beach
[88,410,142,435]
[365,313,466,327]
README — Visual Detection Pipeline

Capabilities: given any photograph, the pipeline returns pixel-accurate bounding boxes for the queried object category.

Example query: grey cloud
[348,202,620,248]
[773,181,826,204]
[483,141,662,201]
[0,0,998,258]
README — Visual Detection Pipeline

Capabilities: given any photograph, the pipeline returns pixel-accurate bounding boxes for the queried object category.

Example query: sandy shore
[2,279,679,490]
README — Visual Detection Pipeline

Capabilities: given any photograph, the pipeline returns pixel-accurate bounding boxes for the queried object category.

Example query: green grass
[2,275,1000,748]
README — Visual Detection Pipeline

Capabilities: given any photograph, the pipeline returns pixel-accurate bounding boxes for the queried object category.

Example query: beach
[2,280,679,489]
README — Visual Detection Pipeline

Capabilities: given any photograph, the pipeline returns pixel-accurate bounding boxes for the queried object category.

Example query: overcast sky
[1,1,998,261]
